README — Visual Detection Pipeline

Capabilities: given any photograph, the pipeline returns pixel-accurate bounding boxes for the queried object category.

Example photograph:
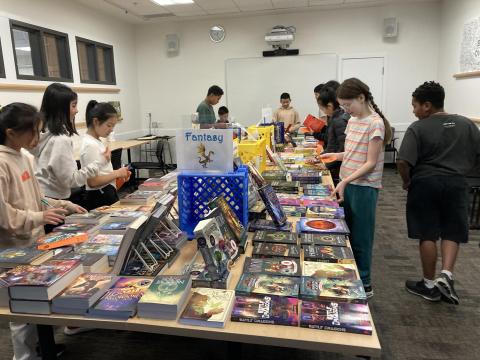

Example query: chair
[129,140,170,183]
[385,126,399,164]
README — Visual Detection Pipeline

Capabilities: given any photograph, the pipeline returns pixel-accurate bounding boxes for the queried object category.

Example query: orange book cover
[303,114,326,133]
[37,232,89,250]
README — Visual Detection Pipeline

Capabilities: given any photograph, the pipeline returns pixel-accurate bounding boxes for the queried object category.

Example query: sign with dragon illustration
[176,129,234,173]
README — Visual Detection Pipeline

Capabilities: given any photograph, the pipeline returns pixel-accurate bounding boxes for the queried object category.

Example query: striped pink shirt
[340,113,385,189]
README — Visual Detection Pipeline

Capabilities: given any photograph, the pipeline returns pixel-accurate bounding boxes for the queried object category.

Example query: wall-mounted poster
[460,17,480,73]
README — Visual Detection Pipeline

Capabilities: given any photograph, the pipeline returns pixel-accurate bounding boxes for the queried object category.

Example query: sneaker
[435,273,459,305]
[63,326,94,336]
[405,280,441,301]
[36,343,66,358]
[364,285,374,299]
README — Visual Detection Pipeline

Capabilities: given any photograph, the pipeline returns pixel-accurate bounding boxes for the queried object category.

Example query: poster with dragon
[176,129,234,172]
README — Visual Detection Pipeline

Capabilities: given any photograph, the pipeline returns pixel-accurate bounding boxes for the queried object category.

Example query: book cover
[138,275,190,306]
[52,223,97,234]
[176,129,233,172]
[87,234,124,246]
[56,273,115,299]
[299,233,348,247]
[303,114,326,133]
[252,243,301,259]
[252,231,297,245]
[99,221,131,233]
[269,181,300,194]
[37,232,88,251]
[260,170,287,181]
[277,197,302,207]
[303,245,355,263]
[243,257,301,277]
[298,218,350,235]
[303,261,358,281]
[231,295,299,326]
[65,212,105,224]
[138,178,169,191]
[0,247,51,267]
[306,206,345,219]
[300,300,372,335]
[108,210,146,221]
[93,204,141,214]
[301,198,339,208]
[235,273,300,298]
[248,219,292,232]
[179,288,235,328]
[120,191,158,204]
[53,252,107,268]
[208,196,246,248]
[280,206,306,217]
[75,243,120,258]
[300,277,367,304]
[257,184,287,226]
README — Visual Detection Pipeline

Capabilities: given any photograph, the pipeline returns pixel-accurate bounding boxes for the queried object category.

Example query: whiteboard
[225,54,338,127]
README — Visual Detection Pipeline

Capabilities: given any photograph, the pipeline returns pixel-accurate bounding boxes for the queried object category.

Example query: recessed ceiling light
[151,0,194,6]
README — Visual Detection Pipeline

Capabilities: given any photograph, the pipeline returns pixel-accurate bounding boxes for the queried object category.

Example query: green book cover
[139,275,190,305]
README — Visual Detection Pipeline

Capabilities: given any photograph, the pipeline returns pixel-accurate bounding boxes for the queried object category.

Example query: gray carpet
[1,168,479,360]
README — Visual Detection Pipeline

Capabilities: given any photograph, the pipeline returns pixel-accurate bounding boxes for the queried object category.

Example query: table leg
[227,341,242,360]
[127,149,132,164]
[36,325,57,360]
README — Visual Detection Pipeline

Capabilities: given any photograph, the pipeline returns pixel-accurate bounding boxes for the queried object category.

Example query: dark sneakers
[364,285,374,299]
[405,280,441,302]
[435,273,459,305]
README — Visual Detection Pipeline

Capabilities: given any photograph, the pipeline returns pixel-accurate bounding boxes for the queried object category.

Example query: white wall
[438,0,480,119]
[135,0,441,142]
[0,0,142,143]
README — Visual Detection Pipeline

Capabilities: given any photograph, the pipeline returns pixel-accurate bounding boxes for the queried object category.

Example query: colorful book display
[231,295,299,326]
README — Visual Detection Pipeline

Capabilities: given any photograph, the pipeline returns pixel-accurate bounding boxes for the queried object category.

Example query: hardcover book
[303,114,326,133]
[300,300,372,335]
[243,257,301,277]
[252,243,301,259]
[299,233,348,247]
[179,288,235,328]
[300,277,367,304]
[248,219,292,233]
[257,184,287,226]
[252,231,298,245]
[0,247,53,268]
[235,273,300,298]
[303,261,358,281]
[297,218,350,235]
[231,295,299,326]
[303,245,355,263]
[37,232,89,251]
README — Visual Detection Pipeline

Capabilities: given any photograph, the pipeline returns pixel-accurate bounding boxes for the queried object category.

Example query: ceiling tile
[107,0,171,15]
[308,0,344,5]
[272,0,308,9]
[233,0,274,11]
[167,3,208,15]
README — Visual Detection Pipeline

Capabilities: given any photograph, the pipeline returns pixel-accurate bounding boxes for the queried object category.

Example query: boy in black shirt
[397,81,480,305]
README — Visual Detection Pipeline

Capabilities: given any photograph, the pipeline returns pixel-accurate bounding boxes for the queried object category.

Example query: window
[10,20,73,81]
[0,39,5,78]
[76,37,116,85]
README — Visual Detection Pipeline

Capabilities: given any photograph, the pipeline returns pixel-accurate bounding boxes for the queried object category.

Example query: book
[98,221,132,235]
[301,198,339,208]
[261,170,287,181]
[303,114,326,133]
[37,232,89,251]
[299,277,367,304]
[138,178,170,191]
[303,261,358,281]
[257,184,287,226]
[252,230,297,245]
[108,210,146,222]
[87,234,124,246]
[75,243,120,266]
[248,219,292,232]
[297,218,350,235]
[243,257,301,277]
[252,243,301,259]
[52,252,109,273]
[299,233,348,247]
[0,247,54,268]
[6,260,84,301]
[235,273,300,298]
[93,204,142,214]
[269,181,300,194]
[303,245,355,263]
[0,272,10,307]
[88,277,153,320]
[306,206,345,219]
[179,288,235,328]
[280,205,306,217]
[266,147,287,172]
[10,299,52,315]
[64,212,106,225]
[300,300,372,335]
[137,275,192,320]
[231,295,299,326]
[52,273,116,314]
[52,223,99,235]
[120,191,160,205]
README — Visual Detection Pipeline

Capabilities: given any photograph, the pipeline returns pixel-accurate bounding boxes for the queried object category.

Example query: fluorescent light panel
[151,0,194,5]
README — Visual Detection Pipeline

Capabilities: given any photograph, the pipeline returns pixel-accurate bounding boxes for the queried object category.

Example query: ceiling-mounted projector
[263,25,299,57]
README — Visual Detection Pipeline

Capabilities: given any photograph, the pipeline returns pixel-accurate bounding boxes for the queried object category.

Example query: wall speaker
[166,34,179,54]
[383,17,398,38]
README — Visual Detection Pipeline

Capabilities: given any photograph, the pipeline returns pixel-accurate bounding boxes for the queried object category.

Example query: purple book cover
[92,277,152,311]
[231,295,299,326]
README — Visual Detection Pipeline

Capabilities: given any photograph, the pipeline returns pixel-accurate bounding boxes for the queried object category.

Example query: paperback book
[297,218,350,235]
[299,233,348,247]
[87,234,124,246]
[120,191,160,205]
[257,184,287,226]
[98,221,132,235]
[269,181,300,194]
[53,252,109,273]
[52,223,99,235]
[252,231,298,245]
[260,170,287,181]
[64,212,106,225]
[299,277,367,304]
[138,178,170,191]
[243,257,301,277]
[300,300,372,335]
[252,243,301,259]
[248,219,293,233]
[280,205,306,217]
[303,261,358,281]
[37,232,88,251]
[108,210,146,222]
[231,295,299,326]
[0,247,53,268]
[303,245,355,263]
[306,206,345,220]
[75,243,120,266]
[179,288,235,328]
[235,273,300,298]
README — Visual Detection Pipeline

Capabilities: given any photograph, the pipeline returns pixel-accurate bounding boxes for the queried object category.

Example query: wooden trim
[0,83,120,93]
[453,70,480,79]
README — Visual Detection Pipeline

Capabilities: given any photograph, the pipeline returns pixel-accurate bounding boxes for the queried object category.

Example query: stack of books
[0,247,54,268]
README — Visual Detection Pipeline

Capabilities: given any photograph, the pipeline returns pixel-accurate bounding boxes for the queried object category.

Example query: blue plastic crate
[178,166,249,239]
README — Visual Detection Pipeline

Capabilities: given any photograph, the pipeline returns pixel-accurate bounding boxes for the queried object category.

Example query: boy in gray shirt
[196,85,224,124]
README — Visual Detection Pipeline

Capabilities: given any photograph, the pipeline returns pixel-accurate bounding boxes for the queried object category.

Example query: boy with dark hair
[196,85,224,124]
[273,92,300,133]
[217,106,229,123]
[398,81,480,305]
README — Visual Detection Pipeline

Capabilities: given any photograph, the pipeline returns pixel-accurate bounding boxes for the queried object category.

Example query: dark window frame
[76,36,116,85]
[9,19,73,82]
[0,39,5,78]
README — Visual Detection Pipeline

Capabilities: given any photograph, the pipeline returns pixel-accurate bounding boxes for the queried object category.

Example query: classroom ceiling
[75,0,437,23]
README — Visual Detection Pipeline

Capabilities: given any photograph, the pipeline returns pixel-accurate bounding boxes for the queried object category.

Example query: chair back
[111,148,123,169]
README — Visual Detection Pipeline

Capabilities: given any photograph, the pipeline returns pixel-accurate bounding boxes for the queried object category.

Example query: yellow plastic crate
[238,138,267,172]
[247,125,274,149]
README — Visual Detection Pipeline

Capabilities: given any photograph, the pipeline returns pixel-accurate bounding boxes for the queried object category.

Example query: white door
[340,57,385,109]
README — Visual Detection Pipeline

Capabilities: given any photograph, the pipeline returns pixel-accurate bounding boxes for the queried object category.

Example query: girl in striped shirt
[321,78,392,298]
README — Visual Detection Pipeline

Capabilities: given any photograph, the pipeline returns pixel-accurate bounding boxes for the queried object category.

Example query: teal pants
[343,184,379,286]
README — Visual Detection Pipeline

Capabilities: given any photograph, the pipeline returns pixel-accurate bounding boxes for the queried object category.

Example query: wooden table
[74,139,153,162]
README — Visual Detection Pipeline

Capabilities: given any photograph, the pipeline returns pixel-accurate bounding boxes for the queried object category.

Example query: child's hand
[71,204,87,214]
[115,167,129,179]
[43,208,68,225]
[103,147,112,162]
[331,180,347,203]
[319,153,339,161]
